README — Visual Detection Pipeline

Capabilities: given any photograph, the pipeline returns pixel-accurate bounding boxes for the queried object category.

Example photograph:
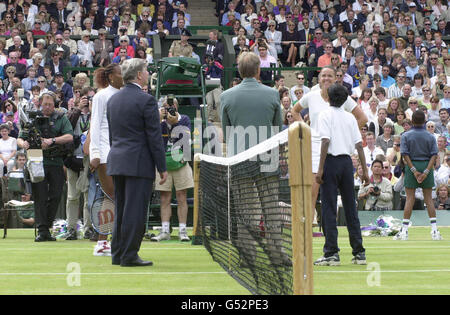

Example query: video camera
[20,111,48,150]
[20,111,70,158]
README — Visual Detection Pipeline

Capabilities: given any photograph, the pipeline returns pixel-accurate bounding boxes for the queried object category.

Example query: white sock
[162,221,170,233]
[179,223,186,231]
[402,219,410,233]
[430,218,438,232]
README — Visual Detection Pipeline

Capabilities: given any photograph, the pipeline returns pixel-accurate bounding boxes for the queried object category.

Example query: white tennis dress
[89,85,120,164]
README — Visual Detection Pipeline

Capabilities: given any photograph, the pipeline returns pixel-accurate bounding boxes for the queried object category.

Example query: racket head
[90,186,115,235]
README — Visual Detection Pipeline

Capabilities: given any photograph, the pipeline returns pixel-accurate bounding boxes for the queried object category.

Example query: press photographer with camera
[151,95,194,242]
[358,159,393,211]
[64,88,92,241]
[17,91,74,242]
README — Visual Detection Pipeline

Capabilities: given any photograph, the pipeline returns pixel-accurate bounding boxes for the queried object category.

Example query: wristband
[410,166,417,173]
[423,169,430,175]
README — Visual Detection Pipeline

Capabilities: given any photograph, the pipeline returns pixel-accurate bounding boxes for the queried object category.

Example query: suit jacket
[265,30,283,54]
[325,13,340,29]
[4,62,27,80]
[46,44,71,62]
[107,83,166,178]
[51,8,71,25]
[170,27,184,35]
[398,25,419,37]
[46,59,68,76]
[7,44,30,59]
[343,19,361,34]
[220,77,282,156]
[298,28,313,46]
[93,39,113,63]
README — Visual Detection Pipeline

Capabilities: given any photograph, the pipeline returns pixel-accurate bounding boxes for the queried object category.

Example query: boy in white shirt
[314,84,369,266]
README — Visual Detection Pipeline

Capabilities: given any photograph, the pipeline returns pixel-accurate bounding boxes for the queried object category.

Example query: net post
[288,122,313,295]
[191,153,203,245]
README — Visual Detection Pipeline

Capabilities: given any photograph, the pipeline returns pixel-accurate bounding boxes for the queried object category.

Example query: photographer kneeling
[17,92,74,242]
[358,159,393,211]
[151,96,194,242]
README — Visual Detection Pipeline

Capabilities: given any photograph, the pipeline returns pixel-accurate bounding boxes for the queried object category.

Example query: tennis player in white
[89,64,123,256]
[292,66,368,225]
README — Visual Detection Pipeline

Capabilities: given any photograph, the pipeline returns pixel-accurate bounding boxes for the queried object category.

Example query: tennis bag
[165,145,186,172]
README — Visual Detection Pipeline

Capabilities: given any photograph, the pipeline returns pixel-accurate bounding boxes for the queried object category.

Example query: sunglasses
[297,77,304,80]
[287,115,293,118]
[38,80,46,83]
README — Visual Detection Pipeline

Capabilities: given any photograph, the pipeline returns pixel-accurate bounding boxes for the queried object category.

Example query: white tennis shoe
[93,241,112,256]
[151,231,171,242]
[431,230,443,241]
[393,230,408,241]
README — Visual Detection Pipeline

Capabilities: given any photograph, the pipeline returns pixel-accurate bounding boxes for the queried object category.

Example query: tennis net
[193,122,313,295]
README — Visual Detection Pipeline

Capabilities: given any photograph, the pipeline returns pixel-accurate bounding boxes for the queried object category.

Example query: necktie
[59,10,63,23]
[416,47,420,59]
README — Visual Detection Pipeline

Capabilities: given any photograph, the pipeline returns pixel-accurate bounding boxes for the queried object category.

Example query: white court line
[1,270,450,276]
[0,247,205,251]
[0,271,227,276]
[2,246,450,251]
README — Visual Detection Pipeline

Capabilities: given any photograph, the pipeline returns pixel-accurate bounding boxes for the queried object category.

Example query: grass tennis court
[1,227,449,295]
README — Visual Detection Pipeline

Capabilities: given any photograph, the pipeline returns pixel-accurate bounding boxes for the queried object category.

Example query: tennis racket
[90,184,115,235]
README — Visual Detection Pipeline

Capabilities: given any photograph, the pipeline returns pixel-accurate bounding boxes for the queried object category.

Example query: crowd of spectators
[211,0,450,211]
[1,0,450,235]
[0,0,193,236]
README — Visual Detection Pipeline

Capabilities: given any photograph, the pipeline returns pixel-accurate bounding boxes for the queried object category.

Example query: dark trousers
[31,165,65,234]
[320,155,364,257]
[111,175,152,264]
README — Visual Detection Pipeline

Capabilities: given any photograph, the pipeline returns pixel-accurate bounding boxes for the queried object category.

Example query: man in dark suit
[46,33,71,63]
[107,58,167,267]
[298,18,313,62]
[427,51,440,78]
[343,10,361,34]
[170,17,186,35]
[46,51,68,76]
[103,16,118,36]
[205,29,225,63]
[52,0,71,27]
